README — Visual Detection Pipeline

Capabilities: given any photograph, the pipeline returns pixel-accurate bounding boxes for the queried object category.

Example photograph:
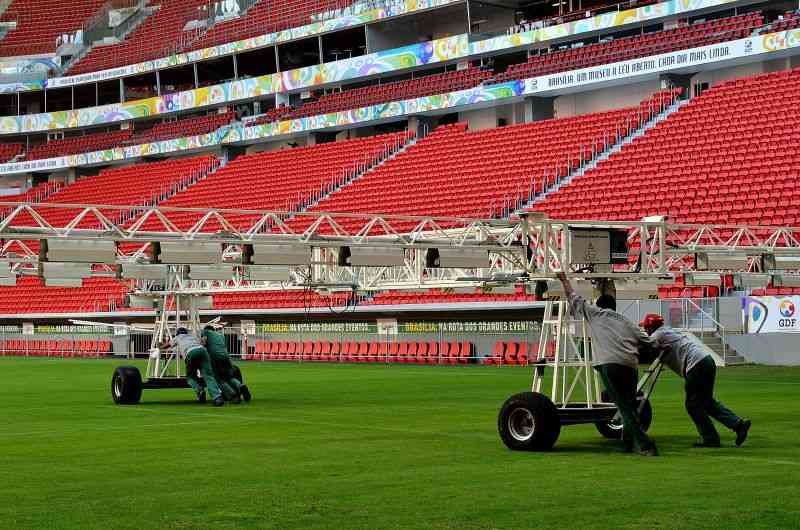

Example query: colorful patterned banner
[0,57,59,76]
[0,80,45,94]
[1,27,798,174]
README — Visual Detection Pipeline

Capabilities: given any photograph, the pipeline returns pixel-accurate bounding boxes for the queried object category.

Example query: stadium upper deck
[0,0,761,95]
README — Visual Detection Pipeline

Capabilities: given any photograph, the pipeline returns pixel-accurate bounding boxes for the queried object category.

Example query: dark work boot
[638,443,659,457]
[735,419,751,447]
[212,396,225,407]
[240,384,252,402]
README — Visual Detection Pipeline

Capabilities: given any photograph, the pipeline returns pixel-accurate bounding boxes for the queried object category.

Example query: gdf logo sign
[778,299,797,329]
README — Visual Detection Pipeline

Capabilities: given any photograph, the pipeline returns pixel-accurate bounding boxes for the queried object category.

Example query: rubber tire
[111,366,142,405]
[498,392,561,451]
[232,364,243,384]
[595,391,653,439]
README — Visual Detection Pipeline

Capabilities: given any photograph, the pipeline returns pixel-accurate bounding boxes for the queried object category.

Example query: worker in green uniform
[641,314,751,447]
[202,325,251,403]
[556,272,658,456]
[164,328,225,407]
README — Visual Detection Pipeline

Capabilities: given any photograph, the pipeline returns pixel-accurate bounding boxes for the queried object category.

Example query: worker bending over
[165,328,225,407]
[640,314,751,447]
[556,272,658,456]
[202,325,251,403]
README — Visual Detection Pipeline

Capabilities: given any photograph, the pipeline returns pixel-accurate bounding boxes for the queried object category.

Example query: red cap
[640,313,664,333]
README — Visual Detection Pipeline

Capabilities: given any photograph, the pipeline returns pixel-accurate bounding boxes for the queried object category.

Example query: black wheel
[595,392,653,439]
[231,364,243,383]
[498,392,561,451]
[111,366,142,405]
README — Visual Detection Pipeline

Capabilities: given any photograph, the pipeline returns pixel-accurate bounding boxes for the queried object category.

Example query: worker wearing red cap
[556,272,658,456]
[640,314,751,447]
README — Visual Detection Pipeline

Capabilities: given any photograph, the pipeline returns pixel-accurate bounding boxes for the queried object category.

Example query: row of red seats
[0,143,23,162]
[533,68,800,228]
[0,339,113,356]
[132,131,410,234]
[509,0,659,35]
[295,91,676,234]
[483,340,539,366]
[183,0,354,54]
[0,0,106,57]
[23,113,235,161]
[658,286,720,299]
[68,0,353,74]
[751,288,800,297]
[371,287,536,305]
[0,277,129,314]
[244,339,475,364]
[760,10,800,34]
[214,291,357,310]
[251,68,492,127]
[497,12,764,83]
[284,67,493,121]
[26,130,134,161]
[7,154,219,231]
[0,181,63,217]
[133,111,236,144]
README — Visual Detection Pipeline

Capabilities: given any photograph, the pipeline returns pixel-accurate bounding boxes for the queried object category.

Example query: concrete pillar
[528,96,555,122]
[408,115,435,138]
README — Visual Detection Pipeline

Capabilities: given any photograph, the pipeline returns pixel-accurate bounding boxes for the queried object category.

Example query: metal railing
[683,297,727,362]
[620,296,730,363]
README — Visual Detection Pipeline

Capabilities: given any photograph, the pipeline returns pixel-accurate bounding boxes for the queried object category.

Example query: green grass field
[1,359,798,530]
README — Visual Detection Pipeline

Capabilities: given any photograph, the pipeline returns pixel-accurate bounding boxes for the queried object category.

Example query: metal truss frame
[2,203,800,295]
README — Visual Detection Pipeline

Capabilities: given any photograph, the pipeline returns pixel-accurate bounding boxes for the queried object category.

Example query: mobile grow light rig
[1,203,799,447]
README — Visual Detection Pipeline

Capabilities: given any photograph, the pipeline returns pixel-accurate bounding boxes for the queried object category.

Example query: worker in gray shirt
[163,328,225,407]
[556,272,658,456]
[641,314,751,447]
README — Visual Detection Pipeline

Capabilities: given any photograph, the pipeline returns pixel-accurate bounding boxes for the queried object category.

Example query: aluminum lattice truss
[2,203,800,295]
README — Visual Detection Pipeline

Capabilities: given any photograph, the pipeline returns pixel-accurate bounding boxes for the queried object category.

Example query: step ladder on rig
[498,298,665,451]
